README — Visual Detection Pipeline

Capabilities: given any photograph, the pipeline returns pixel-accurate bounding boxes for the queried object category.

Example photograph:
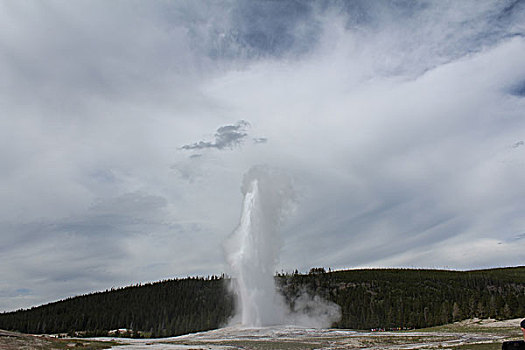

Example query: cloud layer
[1,0,525,311]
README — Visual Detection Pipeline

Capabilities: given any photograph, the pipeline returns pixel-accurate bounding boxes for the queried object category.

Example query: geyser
[224,166,341,328]
[224,166,292,326]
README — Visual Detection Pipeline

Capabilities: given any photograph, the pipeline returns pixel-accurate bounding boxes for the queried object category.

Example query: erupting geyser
[224,166,341,328]
[224,166,292,326]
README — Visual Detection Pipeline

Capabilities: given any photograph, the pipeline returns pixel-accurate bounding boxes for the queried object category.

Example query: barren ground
[1,318,523,349]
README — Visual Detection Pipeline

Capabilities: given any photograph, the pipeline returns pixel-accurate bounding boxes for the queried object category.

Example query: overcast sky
[1,0,525,312]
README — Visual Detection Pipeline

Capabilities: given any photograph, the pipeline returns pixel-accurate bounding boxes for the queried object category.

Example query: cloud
[1,0,525,312]
[0,191,224,311]
[181,120,251,150]
[509,81,525,96]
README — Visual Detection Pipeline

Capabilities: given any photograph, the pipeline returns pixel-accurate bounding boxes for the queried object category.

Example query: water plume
[224,165,340,328]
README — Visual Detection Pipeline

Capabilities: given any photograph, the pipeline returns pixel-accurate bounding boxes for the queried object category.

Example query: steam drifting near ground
[224,166,340,328]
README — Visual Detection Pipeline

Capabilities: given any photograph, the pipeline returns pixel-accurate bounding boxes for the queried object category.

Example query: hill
[280,266,525,330]
[0,267,523,337]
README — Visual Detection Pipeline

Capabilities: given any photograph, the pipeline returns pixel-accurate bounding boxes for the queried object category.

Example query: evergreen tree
[1,267,524,336]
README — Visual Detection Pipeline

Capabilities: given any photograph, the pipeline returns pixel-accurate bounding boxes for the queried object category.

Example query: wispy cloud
[253,137,268,144]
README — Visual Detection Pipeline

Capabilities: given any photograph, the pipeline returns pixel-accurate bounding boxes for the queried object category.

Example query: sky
[1,0,525,312]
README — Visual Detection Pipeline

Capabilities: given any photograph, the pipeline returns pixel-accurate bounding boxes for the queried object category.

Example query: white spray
[224,166,341,328]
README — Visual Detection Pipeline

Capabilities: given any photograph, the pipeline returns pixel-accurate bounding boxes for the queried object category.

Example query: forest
[0,267,523,337]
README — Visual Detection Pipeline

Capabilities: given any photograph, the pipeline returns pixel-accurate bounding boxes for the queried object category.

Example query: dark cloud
[509,81,525,96]
[201,0,525,64]
[513,140,524,148]
[228,0,319,58]
[181,120,250,150]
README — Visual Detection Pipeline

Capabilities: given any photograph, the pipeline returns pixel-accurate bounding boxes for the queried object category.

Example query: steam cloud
[223,166,341,328]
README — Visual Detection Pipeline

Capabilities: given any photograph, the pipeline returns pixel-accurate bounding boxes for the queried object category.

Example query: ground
[1,318,523,349]
[0,329,118,350]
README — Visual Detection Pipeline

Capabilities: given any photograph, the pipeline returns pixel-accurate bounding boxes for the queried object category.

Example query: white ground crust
[103,321,522,349]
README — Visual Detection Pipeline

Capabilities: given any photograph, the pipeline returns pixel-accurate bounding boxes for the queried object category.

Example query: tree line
[0,267,523,337]
[279,266,525,330]
[0,276,234,337]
